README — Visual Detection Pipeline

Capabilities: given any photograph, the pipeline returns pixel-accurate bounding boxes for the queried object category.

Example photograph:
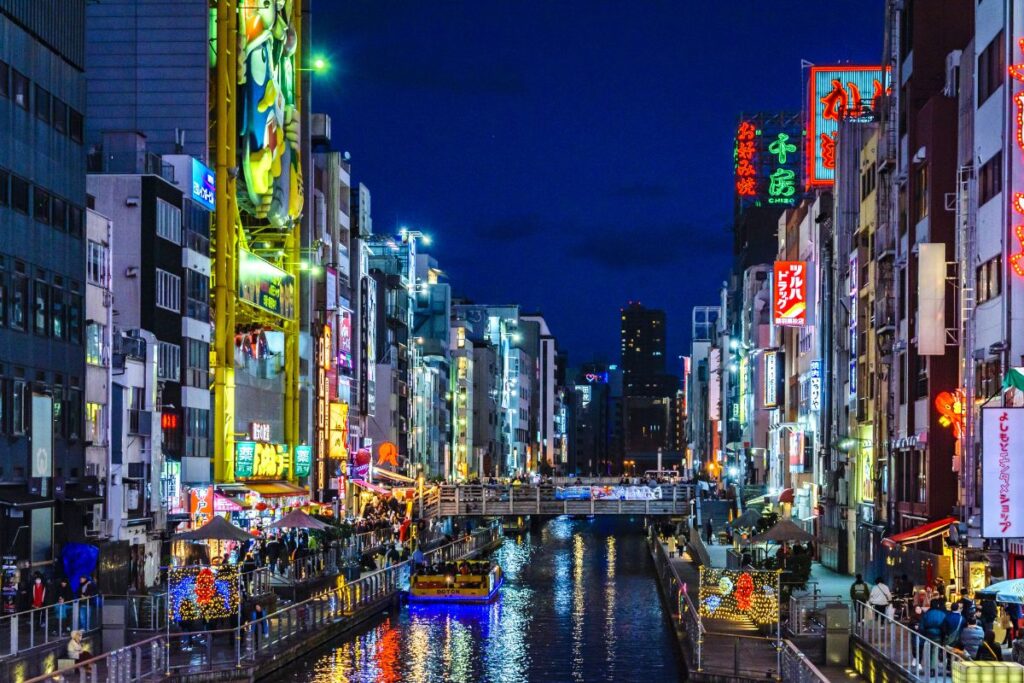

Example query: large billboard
[238,249,295,319]
[983,408,1024,538]
[734,113,802,209]
[807,66,886,187]
[773,261,808,326]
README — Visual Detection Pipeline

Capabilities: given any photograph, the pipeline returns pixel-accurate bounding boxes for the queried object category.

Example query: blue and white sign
[191,159,216,211]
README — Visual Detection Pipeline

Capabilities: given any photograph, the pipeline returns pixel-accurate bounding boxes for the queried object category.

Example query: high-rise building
[620,302,667,394]
[0,1,89,570]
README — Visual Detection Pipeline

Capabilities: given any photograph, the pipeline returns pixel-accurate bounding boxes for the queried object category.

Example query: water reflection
[286,517,681,683]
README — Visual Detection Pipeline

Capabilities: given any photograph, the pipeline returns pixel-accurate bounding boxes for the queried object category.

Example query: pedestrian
[896,574,914,599]
[251,602,269,649]
[943,602,965,649]
[960,618,984,658]
[850,574,871,605]
[918,599,947,669]
[959,590,976,620]
[31,572,48,615]
[76,575,96,630]
[979,596,997,635]
[868,577,893,618]
[54,577,74,633]
[1005,602,1022,646]
[67,630,84,661]
[704,517,714,545]
[977,630,1003,661]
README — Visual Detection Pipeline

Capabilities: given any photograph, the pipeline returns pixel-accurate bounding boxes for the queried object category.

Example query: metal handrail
[787,594,848,635]
[781,639,830,682]
[27,527,502,682]
[852,601,965,681]
[0,595,102,658]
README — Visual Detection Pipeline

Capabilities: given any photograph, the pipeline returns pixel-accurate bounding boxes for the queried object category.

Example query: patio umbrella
[977,579,1024,605]
[733,507,763,529]
[268,509,331,531]
[750,519,815,544]
[173,515,253,543]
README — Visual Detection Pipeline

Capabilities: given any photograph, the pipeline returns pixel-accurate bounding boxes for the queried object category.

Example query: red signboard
[1009,40,1024,278]
[773,261,808,326]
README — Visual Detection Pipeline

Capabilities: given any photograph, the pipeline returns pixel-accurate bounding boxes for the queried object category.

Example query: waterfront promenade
[25,526,503,683]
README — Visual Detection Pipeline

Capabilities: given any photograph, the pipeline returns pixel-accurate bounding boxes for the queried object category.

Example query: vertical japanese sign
[734,114,801,209]
[807,66,886,187]
[809,360,821,412]
[773,261,808,326]
[1007,42,1024,278]
[982,408,1024,538]
[314,323,332,494]
[762,350,779,409]
[31,394,53,479]
[190,486,214,528]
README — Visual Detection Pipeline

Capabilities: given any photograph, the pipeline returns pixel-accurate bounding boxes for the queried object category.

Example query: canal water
[283,516,683,682]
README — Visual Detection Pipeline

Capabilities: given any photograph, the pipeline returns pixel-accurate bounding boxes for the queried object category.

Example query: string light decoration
[698,567,780,626]
[169,565,241,622]
[1009,40,1024,278]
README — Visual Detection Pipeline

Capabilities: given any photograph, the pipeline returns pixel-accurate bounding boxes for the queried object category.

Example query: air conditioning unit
[943,50,962,98]
[84,462,100,478]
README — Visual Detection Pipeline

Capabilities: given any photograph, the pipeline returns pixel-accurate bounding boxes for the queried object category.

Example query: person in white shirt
[868,577,893,616]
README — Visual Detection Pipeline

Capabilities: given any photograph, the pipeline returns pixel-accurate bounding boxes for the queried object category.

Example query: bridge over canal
[426,483,693,517]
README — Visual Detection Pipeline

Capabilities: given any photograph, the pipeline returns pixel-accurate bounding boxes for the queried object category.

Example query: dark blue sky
[313,1,883,368]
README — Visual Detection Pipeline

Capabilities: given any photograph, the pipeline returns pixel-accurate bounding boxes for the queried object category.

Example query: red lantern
[255,501,269,512]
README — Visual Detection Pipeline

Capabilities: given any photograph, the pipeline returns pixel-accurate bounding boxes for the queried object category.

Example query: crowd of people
[851,574,1023,664]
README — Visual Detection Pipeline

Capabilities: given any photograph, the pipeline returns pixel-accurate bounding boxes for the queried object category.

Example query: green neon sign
[768,133,796,165]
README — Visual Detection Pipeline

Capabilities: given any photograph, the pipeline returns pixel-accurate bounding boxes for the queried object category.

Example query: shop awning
[881,516,958,549]
[351,479,392,496]
[214,493,245,512]
[245,482,309,498]
[372,468,417,484]
[0,488,53,509]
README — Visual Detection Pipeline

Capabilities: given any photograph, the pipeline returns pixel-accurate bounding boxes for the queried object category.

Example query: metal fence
[780,639,830,682]
[852,601,963,682]
[23,526,503,683]
[0,595,102,658]
[787,595,848,635]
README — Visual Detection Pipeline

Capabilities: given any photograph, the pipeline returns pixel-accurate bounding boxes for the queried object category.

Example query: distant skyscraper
[620,302,667,396]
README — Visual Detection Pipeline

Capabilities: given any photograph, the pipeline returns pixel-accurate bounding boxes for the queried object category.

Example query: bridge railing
[0,595,102,659]
[435,484,693,516]
[787,595,848,636]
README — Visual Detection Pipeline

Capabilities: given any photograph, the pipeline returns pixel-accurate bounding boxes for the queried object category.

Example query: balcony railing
[87,150,175,183]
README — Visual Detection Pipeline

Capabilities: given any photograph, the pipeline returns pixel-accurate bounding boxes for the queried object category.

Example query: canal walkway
[25,526,503,683]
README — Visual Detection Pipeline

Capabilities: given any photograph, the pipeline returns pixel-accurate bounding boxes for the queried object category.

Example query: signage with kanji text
[234,442,290,480]
[807,66,887,187]
[294,445,312,478]
[773,261,808,326]
[733,113,802,209]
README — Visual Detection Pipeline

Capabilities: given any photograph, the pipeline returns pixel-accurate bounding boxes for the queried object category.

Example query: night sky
[313,1,883,369]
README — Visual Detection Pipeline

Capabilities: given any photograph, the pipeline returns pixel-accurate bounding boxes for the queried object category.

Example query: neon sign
[935,389,966,440]
[734,115,802,208]
[773,261,808,326]
[763,351,779,409]
[734,120,757,198]
[807,66,886,187]
[235,441,290,479]
[1009,40,1024,277]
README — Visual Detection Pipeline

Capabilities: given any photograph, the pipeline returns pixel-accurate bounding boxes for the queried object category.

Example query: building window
[11,69,28,111]
[184,407,209,458]
[10,273,27,331]
[913,165,929,222]
[34,85,50,124]
[11,380,26,435]
[52,98,67,135]
[50,285,64,340]
[86,322,106,366]
[66,387,81,442]
[33,188,50,225]
[87,240,109,286]
[67,292,82,344]
[34,280,49,337]
[0,267,6,328]
[69,109,83,144]
[0,60,8,99]
[155,269,181,313]
[184,269,209,321]
[157,341,180,382]
[978,30,1005,105]
[68,205,82,238]
[976,255,1002,304]
[10,176,29,214]
[156,199,182,245]
[52,386,64,439]
[0,169,8,206]
[979,152,1002,206]
[85,402,104,445]
[185,338,210,388]
[51,197,66,232]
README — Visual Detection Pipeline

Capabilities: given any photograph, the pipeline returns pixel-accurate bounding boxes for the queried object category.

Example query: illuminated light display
[808,360,822,412]
[982,408,1024,538]
[1009,41,1024,278]
[329,402,350,460]
[169,565,240,622]
[699,568,780,625]
[314,323,333,493]
[190,158,215,211]
[935,389,966,439]
[734,115,802,208]
[234,442,290,480]
[807,66,887,187]
[337,309,354,372]
[773,261,808,326]
[237,2,304,227]
[161,412,179,430]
